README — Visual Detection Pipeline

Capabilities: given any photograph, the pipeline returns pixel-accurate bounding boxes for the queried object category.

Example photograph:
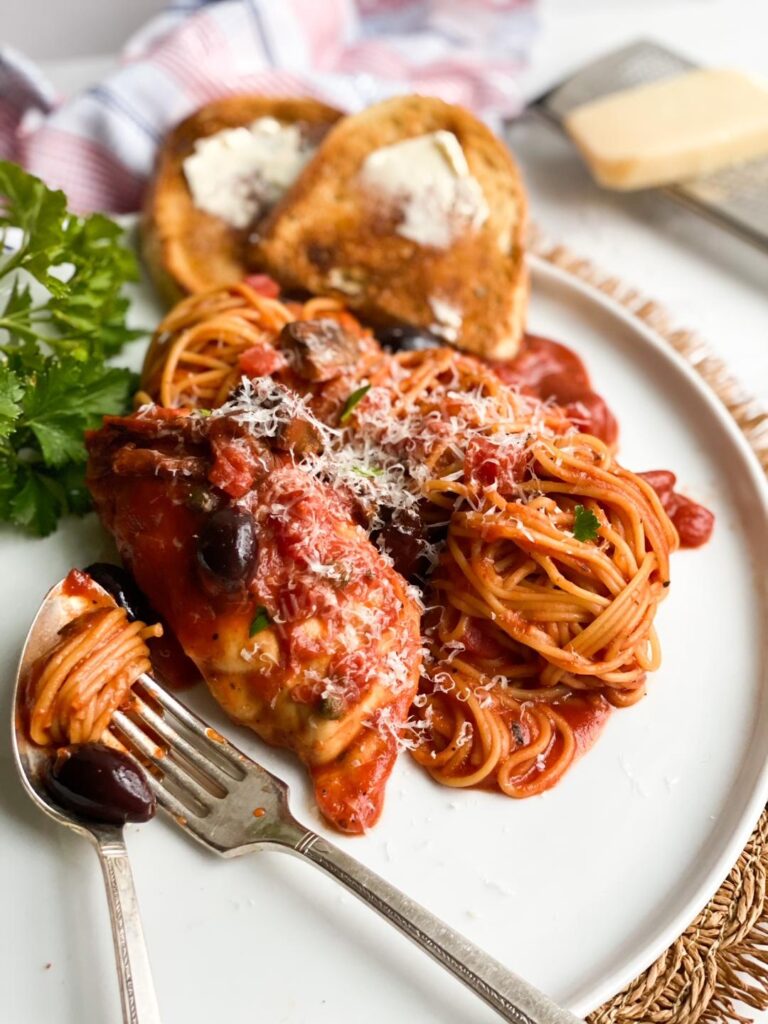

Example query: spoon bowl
[11,577,161,1024]
[13,579,115,840]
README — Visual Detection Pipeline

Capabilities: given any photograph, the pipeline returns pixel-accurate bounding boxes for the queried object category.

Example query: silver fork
[112,674,584,1024]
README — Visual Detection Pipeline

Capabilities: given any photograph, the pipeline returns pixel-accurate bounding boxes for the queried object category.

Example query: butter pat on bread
[142,96,342,300]
[565,69,768,190]
[254,95,529,361]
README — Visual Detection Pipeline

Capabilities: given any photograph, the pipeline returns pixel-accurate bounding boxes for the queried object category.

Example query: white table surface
[22,0,768,1021]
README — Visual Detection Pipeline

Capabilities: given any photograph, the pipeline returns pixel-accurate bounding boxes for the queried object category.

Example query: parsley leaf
[22,359,134,466]
[351,464,383,479]
[0,365,23,438]
[10,469,63,537]
[573,504,600,542]
[339,384,371,424]
[249,607,273,636]
[0,162,143,536]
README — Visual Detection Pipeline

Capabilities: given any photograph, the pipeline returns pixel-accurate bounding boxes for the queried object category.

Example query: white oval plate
[2,254,767,1024]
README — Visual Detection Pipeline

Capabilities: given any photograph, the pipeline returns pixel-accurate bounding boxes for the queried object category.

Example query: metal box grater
[529,40,768,254]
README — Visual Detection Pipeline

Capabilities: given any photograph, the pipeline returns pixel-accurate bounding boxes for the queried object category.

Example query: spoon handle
[95,835,162,1024]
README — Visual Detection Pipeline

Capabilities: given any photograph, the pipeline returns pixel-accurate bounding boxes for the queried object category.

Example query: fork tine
[111,710,213,815]
[137,674,247,776]
[140,768,197,823]
[129,693,234,792]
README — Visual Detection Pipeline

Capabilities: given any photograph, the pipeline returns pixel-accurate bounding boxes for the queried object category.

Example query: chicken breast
[86,408,422,832]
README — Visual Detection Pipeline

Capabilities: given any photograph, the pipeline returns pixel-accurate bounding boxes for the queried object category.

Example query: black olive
[372,506,432,585]
[84,563,153,623]
[375,325,443,353]
[45,744,156,826]
[197,507,257,586]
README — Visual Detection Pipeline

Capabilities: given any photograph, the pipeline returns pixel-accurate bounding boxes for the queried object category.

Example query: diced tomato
[209,438,260,498]
[238,344,286,379]
[243,274,280,298]
[464,435,531,492]
[461,619,507,660]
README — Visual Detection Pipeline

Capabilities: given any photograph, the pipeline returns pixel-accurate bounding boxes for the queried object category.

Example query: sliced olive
[84,562,153,623]
[375,325,443,353]
[197,507,257,586]
[45,744,156,825]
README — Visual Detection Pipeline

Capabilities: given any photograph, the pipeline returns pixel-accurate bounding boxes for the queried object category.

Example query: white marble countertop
[25,1,768,1020]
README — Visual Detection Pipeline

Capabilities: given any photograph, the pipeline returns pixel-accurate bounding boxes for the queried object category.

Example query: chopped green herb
[248,607,272,636]
[351,464,383,479]
[0,161,142,535]
[339,384,371,424]
[573,504,600,542]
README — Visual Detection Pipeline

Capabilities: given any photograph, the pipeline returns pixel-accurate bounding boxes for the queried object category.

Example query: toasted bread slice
[142,96,342,302]
[253,96,528,360]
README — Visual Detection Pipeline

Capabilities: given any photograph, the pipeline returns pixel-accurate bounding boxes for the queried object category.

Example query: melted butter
[183,117,314,228]
[358,130,489,248]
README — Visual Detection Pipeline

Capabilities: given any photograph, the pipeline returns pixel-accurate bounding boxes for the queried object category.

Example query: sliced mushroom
[278,319,362,383]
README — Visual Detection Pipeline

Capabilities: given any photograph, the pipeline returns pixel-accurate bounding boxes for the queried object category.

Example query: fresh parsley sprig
[0,161,141,536]
[572,504,600,543]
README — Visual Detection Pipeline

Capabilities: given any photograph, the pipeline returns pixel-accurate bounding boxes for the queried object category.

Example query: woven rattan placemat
[529,231,768,1024]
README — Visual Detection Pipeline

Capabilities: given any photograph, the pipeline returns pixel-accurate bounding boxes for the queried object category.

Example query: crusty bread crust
[253,95,529,360]
[141,95,342,302]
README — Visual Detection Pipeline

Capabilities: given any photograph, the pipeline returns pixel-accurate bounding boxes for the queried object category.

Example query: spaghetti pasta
[132,284,700,805]
[139,280,369,409]
[355,348,678,796]
[28,605,162,747]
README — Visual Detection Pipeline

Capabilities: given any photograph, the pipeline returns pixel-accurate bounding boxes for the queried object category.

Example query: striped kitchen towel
[0,0,536,215]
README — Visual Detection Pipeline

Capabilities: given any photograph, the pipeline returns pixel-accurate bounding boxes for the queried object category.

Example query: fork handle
[292,831,583,1024]
[95,836,162,1024]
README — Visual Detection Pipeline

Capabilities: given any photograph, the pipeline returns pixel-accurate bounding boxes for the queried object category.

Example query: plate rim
[529,252,768,1014]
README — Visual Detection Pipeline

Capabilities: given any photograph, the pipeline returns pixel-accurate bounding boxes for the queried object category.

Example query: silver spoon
[11,578,161,1024]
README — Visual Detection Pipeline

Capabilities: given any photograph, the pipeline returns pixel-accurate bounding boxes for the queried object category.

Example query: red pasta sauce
[491,333,619,447]
[458,616,613,785]
[638,470,714,548]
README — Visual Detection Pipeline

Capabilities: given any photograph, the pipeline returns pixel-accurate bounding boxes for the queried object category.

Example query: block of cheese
[564,69,768,190]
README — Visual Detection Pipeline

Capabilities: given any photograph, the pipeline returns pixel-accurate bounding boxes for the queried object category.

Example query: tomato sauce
[639,470,714,548]
[61,568,103,601]
[490,333,619,447]
[555,694,612,759]
[490,692,611,795]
